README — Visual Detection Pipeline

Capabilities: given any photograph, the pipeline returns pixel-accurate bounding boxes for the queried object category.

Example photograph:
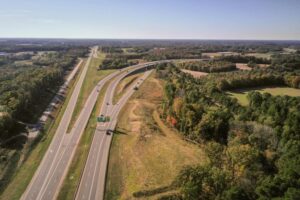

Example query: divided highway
[21,46,97,200]
[75,68,155,200]
[22,45,168,200]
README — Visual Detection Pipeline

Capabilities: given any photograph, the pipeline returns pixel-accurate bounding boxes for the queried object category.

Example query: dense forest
[145,47,202,61]
[155,63,300,199]
[219,55,271,65]
[271,54,300,70]
[178,61,236,73]
[0,47,88,144]
[99,57,138,70]
[98,47,140,70]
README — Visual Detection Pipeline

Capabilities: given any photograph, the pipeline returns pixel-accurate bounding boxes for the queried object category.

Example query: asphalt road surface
[75,68,154,200]
[22,51,168,200]
[21,47,97,200]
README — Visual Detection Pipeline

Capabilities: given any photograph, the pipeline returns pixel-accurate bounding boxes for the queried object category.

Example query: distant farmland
[227,87,300,106]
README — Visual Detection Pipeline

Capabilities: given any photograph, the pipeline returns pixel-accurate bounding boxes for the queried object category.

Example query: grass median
[57,79,112,200]
[67,52,115,133]
[113,72,144,104]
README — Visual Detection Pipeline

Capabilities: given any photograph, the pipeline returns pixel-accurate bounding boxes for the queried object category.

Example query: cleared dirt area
[236,63,252,71]
[202,52,239,58]
[236,63,270,71]
[181,69,208,78]
[258,64,270,68]
[105,73,205,199]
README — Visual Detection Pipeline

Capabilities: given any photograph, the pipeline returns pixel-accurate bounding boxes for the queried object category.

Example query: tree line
[178,60,237,73]
[0,47,88,145]
[155,63,300,199]
[219,55,270,64]
[99,56,138,70]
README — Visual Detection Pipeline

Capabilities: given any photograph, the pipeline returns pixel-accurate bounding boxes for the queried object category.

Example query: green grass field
[0,60,86,200]
[244,52,273,59]
[67,51,116,132]
[227,87,300,106]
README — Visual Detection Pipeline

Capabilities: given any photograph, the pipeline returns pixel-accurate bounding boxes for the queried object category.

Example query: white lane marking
[87,133,107,199]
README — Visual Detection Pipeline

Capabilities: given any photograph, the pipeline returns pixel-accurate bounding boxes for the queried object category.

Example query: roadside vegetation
[0,58,86,200]
[105,73,205,199]
[0,47,88,142]
[113,72,144,104]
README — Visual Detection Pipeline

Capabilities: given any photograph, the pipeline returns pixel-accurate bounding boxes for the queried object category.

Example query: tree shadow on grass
[113,129,128,135]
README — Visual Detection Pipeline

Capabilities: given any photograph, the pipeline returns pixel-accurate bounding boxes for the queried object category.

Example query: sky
[0,0,300,40]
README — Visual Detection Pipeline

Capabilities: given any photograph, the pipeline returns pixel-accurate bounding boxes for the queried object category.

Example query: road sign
[97,115,110,122]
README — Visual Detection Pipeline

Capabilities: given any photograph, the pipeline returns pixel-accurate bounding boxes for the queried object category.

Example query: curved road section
[75,61,168,200]
[21,53,168,200]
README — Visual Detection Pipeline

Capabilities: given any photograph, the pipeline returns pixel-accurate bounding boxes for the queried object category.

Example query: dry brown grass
[113,73,142,104]
[181,69,208,78]
[105,73,205,200]
[236,63,252,71]
[258,64,270,68]
[202,52,240,58]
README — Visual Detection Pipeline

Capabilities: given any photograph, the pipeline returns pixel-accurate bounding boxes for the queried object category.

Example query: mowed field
[105,73,205,199]
[244,52,273,59]
[227,87,300,106]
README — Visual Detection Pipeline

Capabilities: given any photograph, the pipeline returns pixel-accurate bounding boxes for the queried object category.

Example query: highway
[21,46,167,199]
[75,68,154,200]
[36,63,160,200]
[21,46,97,200]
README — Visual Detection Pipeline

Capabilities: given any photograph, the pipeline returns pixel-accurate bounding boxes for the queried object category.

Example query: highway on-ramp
[22,50,167,199]
[36,63,161,200]
[75,62,168,200]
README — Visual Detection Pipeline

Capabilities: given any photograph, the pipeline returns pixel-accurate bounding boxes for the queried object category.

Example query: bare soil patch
[181,69,208,78]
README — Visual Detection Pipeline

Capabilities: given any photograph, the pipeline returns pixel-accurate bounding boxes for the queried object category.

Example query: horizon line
[0,37,300,42]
